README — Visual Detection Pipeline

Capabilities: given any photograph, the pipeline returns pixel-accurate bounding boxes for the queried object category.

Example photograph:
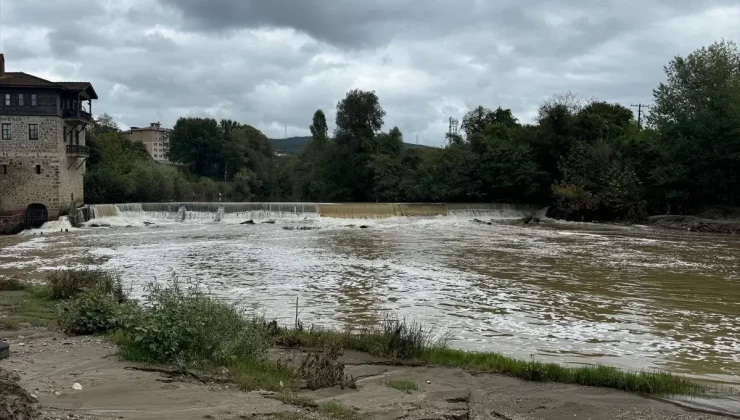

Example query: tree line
[84,40,740,221]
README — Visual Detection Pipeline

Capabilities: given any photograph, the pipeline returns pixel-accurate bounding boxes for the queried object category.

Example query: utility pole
[631,104,651,130]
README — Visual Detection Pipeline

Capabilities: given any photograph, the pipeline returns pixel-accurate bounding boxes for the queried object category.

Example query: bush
[58,288,128,335]
[117,279,269,368]
[47,269,125,302]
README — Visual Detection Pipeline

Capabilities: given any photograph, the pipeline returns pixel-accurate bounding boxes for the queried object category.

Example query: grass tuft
[386,379,418,394]
[47,268,126,302]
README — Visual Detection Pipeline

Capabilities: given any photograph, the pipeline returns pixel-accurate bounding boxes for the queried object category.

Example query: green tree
[648,40,740,210]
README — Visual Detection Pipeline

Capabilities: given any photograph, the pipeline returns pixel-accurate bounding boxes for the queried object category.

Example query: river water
[1,203,739,410]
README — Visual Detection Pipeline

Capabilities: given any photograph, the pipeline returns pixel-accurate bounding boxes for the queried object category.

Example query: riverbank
[1,272,737,419]
[647,215,740,234]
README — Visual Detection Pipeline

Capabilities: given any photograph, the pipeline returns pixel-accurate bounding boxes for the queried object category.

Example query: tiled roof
[0,72,59,87]
[0,73,98,99]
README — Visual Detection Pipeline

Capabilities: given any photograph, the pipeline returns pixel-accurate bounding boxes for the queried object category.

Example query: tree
[461,106,494,139]
[309,109,329,149]
[335,89,386,143]
[648,40,740,209]
[169,117,223,178]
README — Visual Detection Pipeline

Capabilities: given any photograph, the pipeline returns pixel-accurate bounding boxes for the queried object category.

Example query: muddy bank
[647,215,740,234]
[0,330,735,420]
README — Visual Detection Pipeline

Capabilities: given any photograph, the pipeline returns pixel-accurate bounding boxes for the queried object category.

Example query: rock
[240,220,255,225]
[0,341,8,360]
[359,225,369,229]
[72,383,83,391]
[261,219,276,224]
[143,221,156,226]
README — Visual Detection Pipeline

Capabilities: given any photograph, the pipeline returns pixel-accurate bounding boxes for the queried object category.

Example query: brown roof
[0,72,59,87]
[0,72,98,99]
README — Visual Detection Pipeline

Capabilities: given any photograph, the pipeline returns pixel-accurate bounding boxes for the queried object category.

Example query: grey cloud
[2,0,737,144]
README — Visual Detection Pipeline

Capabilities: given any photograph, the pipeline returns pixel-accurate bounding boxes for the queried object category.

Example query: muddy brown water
[1,206,739,412]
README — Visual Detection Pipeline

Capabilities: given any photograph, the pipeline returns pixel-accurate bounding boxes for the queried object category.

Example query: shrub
[47,269,125,301]
[58,288,128,335]
[117,279,269,368]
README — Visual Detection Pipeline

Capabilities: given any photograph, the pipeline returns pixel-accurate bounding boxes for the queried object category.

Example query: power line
[630,104,651,130]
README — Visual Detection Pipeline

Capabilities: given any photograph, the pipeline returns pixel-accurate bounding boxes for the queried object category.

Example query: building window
[4,94,9,106]
[31,94,37,106]
[1,165,6,175]
[35,165,41,175]
[18,94,24,106]
[1,123,10,140]
[28,124,39,140]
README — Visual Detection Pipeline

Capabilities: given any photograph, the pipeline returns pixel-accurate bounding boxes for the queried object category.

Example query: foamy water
[2,205,739,406]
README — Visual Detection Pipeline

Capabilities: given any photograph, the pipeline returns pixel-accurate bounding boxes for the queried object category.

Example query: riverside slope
[1,329,735,420]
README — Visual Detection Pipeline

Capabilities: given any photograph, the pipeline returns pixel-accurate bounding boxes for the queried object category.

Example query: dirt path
[0,329,734,420]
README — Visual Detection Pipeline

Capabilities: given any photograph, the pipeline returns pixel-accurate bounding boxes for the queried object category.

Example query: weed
[58,288,131,335]
[116,278,269,368]
[386,379,418,394]
[0,277,26,291]
[271,316,446,361]
[318,401,363,420]
[47,269,125,301]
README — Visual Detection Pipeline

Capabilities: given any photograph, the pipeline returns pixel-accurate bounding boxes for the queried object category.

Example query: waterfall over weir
[84,202,547,224]
[86,202,321,224]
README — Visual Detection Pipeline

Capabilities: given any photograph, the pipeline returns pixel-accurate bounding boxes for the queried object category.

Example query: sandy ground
[0,329,735,420]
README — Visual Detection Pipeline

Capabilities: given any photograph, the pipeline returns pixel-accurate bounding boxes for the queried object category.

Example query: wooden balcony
[62,108,93,121]
[66,144,90,157]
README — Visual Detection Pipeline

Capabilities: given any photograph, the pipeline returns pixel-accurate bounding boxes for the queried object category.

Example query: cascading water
[214,205,225,222]
[83,202,548,225]
[445,203,548,219]
[175,205,187,222]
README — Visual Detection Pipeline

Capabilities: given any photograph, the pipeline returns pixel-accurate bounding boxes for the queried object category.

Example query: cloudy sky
[2,0,738,145]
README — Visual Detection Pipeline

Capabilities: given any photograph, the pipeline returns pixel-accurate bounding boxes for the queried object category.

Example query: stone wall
[0,115,75,218]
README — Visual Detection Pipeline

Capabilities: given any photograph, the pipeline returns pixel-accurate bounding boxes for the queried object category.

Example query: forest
[84,41,740,221]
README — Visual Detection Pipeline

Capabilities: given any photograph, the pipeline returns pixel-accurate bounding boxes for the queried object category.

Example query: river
[1,202,739,410]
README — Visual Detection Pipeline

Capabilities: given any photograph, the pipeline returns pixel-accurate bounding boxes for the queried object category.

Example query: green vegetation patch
[0,286,57,330]
[416,348,705,396]
[386,379,419,394]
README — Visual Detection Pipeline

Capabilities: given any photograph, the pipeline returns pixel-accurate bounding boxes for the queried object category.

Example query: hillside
[269,136,435,155]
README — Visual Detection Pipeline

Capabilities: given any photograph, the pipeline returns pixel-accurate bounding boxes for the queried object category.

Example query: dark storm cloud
[2,0,737,144]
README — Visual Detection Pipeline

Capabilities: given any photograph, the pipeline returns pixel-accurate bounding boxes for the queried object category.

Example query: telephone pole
[631,104,651,130]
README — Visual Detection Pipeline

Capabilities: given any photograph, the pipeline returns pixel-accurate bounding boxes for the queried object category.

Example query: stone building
[124,122,172,164]
[0,54,98,229]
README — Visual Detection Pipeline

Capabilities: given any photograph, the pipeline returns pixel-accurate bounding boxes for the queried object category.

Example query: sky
[1,0,739,145]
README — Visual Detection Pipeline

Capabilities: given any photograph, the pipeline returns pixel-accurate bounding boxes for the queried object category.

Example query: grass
[272,401,364,420]
[386,379,418,394]
[47,268,125,302]
[0,286,57,330]
[272,319,706,396]
[273,316,443,360]
[415,347,705,396]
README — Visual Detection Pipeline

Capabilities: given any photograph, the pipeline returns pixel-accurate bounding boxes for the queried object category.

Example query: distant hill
[269,136,435,155]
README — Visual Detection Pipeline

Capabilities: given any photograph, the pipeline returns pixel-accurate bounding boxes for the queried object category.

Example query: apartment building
[125,122,171,164]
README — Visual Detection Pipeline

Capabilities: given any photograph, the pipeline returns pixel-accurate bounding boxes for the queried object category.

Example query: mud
[0,330,735,420]
[0,365,39,420]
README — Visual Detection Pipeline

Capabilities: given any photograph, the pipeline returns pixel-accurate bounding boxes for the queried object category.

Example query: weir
[84,202,546,223]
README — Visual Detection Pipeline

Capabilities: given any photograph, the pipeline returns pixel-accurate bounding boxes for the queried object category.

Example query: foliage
[116,278,270,368]
[84,41,740,221]
[46,269,125,302]
[58,287,127,335]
